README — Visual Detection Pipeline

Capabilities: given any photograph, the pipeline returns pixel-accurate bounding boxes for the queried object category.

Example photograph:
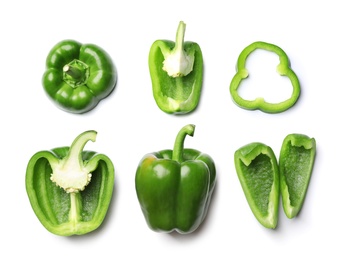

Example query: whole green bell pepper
[229,41,300,113]
[135,124,216,234]
[42,40,117,114]
[149,21,203,114]
[25,130,115,236]
[279,133,316,219]
[234,142,280,229]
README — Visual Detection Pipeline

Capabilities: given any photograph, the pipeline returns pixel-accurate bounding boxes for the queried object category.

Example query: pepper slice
[42,40,117,114]
[230,41,300,113]
[135,124,216,234]
[25,130,114,236]
[279,134,316,219]
[149,21,203,114]
[234,142,279,229]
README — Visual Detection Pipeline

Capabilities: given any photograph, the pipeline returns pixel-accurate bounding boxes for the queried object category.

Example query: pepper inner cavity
[283,144,311,206]
[240,154,274,216]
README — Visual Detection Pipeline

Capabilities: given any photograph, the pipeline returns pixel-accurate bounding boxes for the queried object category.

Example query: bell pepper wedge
[149,21,203,114]
[135,124,216,234]
[42,40,117,114]
[229,41,300,113]
[25,130,115,236]
[279,134,316,219]
[234,142,280,229]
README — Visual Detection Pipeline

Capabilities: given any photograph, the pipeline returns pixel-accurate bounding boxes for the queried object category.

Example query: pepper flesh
[135,124,216,234]
[234,142,280,229]
[149,21,203,114]
[230,41,300,113]
[42,40,117,114]
[25,130,115,236]
[279,134,316,219]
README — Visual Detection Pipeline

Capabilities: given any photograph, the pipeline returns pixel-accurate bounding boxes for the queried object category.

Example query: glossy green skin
[279,134,316,219]
[149,40,203,114]
[42,40,117,114]
[230,41,300,113]
[26,146,114,236]
[234,142,279,229]
[135,149,216,234]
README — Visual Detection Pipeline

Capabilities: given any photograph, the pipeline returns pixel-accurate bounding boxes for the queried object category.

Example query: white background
[1,0,335,259]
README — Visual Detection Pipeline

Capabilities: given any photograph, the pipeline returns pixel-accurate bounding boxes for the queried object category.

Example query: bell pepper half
[135,124,216,234]
[229,41,300,113]
[234,142,280,229]
[25,130,115,236]
[279,133,316,219]
[42,40,117,114]
[149,21,203,114]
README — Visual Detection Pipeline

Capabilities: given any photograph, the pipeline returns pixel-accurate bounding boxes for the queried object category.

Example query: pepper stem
[174,21,186,53]
[162,21,195,77]
[63,64,84,81]
[62,59,89,88]
[64,131,97,169]
[172,124,195,163]
[50,130,97,193]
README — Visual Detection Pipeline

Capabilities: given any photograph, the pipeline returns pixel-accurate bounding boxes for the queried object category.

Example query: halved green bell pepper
[279,133,316,219]
[25,130,114,236]
[149,21,203,114]
[229,41,300,113]
[135,124,216,234]
[42,40,117,114]
[234,142,280,229]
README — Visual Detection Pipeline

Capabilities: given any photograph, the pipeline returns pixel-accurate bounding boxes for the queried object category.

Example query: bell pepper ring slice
[229,41,301,113]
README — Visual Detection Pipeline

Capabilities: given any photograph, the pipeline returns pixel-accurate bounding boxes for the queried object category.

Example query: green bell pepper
[42,40,117,114]
[279,134,316,219]
[26,130,114,236]
[234,142,280,229]
[229,41,300,113]
[135,124,216,234]
[149,21,203,114]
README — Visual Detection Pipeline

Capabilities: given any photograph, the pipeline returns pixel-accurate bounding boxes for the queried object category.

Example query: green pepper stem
[172,124,195,163]
[63,64,84,81]
[50,130,97,193]
[62,59,89,88]
[64,131,97,170]
[174,21,186,52]
[162,21,195,77]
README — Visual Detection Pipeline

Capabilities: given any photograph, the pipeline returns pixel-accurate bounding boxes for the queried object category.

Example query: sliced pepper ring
[229,41,301,113]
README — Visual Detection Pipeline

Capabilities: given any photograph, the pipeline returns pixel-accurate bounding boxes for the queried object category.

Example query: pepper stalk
[172,124,195,163]
[62,59,90,88]
[162,21,195,77]
[50,131,97,193]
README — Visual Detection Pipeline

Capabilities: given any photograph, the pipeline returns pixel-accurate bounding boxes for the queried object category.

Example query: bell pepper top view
[135,124,216,234]
[234,142,280,229]
[42,40,117,114]
[149,21,203,114]
[25,130,115,236]
[229,41,300,113]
